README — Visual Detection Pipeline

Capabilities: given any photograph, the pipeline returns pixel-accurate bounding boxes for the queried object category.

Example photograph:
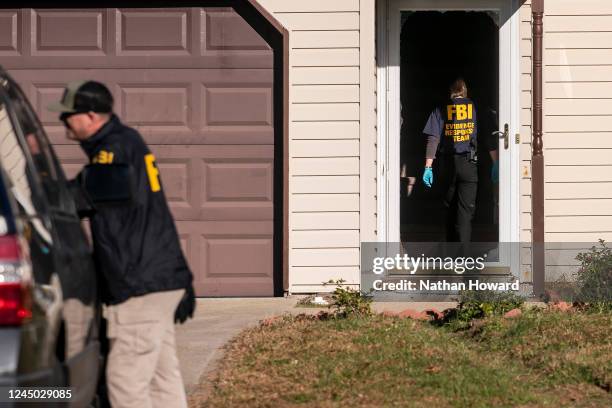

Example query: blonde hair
[450,78,468,98]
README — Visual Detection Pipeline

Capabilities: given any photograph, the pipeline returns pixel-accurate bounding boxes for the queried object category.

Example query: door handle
[492,124,509,150]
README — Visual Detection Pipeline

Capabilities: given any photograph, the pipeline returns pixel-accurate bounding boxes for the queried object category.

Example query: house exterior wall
[259,0,612,291]
[543,0,612,280]
[526,0,612,282]
[256,0,365,292]
[16,0,612,294]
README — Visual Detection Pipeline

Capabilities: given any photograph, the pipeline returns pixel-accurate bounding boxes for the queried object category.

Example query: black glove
[174,283,196,324]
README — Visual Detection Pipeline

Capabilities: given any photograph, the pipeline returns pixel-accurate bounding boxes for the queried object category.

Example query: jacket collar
[79,114,120,158]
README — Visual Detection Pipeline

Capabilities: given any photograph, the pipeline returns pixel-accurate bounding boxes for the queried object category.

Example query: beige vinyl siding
[519,1,533,282]
[257,0,359,13]
[292,49,360,67]
[292,157,360,176]
[542,0,612,281]
[256,0,361,291]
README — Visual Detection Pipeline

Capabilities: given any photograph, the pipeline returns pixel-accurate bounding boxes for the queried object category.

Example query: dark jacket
[79,115,192,305]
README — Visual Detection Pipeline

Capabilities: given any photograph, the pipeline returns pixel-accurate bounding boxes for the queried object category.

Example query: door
[1,7,276,296]
[378,0,520,272]
[1,72,100,405]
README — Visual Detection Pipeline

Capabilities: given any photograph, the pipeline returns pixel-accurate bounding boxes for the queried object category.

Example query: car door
[0,82,63,387]
[0,71,100,407]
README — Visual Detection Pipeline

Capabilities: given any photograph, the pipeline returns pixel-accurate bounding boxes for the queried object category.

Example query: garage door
[1,7,275,296]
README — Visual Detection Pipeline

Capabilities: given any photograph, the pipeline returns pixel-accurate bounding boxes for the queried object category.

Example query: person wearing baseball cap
[48,80,114,142]
[50,80,195,408]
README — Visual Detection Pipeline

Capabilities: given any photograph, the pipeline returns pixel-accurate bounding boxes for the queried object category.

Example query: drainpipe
[531,0,545,297]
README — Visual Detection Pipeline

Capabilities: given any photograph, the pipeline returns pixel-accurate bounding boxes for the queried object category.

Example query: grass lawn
[201,309,611,408]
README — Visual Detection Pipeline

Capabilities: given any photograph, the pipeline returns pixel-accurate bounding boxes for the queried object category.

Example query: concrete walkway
[176,297,302,395]
[175,297,458,397]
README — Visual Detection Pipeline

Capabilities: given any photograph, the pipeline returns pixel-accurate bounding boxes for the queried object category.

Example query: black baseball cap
[48,80,113,114]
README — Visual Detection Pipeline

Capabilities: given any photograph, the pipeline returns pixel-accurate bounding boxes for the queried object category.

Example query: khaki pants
[62,298,95,359]
[104,289,187,408]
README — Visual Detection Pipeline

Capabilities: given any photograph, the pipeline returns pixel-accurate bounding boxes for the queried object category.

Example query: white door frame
[376,0,521,274]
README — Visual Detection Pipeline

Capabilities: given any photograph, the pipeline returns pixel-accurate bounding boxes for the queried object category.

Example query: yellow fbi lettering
[446,103,473,121]
[444,122,474,141]
[453,134,471,142]
[92,150,114,164]
[144,153,161,192]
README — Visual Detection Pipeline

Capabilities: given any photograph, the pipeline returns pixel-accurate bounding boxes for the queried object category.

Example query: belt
[441,152,469,157]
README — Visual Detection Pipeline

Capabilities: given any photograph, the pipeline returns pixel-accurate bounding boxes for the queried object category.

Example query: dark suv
[0,69,100,407]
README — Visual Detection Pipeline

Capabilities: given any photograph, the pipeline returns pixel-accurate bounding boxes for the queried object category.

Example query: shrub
[436,290,525,330]
[459,290,525,316]
[323,279,373,318]
[574,240,612,312]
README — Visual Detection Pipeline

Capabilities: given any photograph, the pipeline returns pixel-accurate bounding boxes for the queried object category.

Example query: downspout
[531,0,545,297]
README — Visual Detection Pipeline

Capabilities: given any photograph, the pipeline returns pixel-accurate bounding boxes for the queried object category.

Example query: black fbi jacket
[79,115,192,305]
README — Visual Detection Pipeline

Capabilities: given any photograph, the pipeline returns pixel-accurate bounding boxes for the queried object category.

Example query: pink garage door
[2,7,275,296]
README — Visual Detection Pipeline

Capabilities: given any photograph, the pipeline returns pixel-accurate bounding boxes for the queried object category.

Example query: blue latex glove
[491,161,499,184]
[423,167,433,188]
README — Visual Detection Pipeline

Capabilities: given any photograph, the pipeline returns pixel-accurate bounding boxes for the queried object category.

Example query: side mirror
[79,163,135,206]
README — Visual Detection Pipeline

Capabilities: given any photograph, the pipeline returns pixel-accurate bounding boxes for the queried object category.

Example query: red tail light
[0,235,20,261]
[0,235,31,326]
[0,282,32,325]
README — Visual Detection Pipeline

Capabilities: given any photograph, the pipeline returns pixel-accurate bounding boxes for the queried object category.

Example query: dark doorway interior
[400,11,499,243]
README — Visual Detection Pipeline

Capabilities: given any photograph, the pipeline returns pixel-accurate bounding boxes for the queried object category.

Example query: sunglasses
[59,112,76,123]
[59,111,89,128]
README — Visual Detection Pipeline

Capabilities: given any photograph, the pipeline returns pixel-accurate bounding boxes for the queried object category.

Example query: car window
[0,128,17,237]
[2,80,73,213]
[0,103,35,214]
[0,102,53,246]
[0,103,54,287]
[0,173,15,236]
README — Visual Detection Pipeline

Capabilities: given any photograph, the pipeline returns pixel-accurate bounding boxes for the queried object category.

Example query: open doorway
[399,11,499,243]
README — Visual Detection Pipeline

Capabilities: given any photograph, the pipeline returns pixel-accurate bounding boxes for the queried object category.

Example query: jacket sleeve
[68,171,96,218]
[423,107,443,159]
[85,141,141,205]
[91,141,129,165]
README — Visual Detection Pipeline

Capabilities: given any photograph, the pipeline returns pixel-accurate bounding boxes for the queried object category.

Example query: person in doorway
[421,78,498,242]
[49,80,195,408]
